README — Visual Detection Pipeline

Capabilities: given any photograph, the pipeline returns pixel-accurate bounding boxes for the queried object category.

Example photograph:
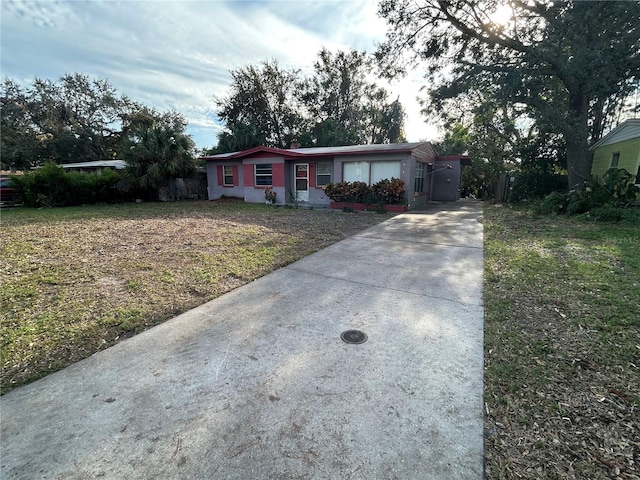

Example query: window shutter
[232,165,239,186]
[217,165,223,186]
[243,164,254,186]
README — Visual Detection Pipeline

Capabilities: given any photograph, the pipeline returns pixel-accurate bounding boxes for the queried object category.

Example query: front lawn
[0,200,389,393]
[484,204,639,479]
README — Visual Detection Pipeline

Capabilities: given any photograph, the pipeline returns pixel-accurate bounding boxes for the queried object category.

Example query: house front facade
[590,118,640,186]
[202,142,470,209]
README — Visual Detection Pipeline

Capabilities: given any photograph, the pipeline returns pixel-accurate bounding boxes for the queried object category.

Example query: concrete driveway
[1,200,484,479]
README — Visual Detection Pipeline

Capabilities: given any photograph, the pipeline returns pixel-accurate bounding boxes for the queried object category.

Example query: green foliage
[377,1,640,189]
[1,74,135,169]
[371,178,405,204]
[433,107,566,201]
[509,135,567,201]
[349,181,374,203]
[510,171,567,202]
[322,182,350,202]
[323,181,372,203]
[215,60,304,151]
[264,187,277,202]
[1,74,199,177]
[11,163,127,207]
[1,80,39,171]
[587,206,625,223]
[215,48,407,151]
[536,168,639,216]
[323,178,406,204]
[534,191,568,215]
[123,113,196,196]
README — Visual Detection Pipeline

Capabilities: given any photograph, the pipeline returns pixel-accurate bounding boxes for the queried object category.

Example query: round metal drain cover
[341,329,368,344]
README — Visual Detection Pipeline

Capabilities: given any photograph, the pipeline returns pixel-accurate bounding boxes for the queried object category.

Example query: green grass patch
[484,204,639,479]
[1,199,388,393]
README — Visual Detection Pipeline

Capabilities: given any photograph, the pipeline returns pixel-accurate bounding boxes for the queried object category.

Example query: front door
[295,164,309,202]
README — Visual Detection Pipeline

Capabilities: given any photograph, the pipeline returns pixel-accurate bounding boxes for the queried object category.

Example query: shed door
[295,164,309,202]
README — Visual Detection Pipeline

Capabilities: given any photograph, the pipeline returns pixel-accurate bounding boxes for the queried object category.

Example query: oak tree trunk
[564,92,592,189]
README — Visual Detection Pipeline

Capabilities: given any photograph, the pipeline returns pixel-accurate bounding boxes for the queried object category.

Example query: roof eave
[202,142,432,161]
[202,146,308,161]
[589,118,640,150]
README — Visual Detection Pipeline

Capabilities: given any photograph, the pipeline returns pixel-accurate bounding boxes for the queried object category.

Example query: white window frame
[223,165,234,186]
[414,162,425,193]
[343,162,370,183]
[254,163,273,186]
[316,162,332,186]
[343,160,401,185]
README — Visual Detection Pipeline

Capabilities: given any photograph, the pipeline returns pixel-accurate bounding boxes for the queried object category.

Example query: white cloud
[1,0,438,149]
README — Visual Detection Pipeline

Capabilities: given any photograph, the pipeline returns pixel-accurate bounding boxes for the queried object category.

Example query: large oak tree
[376,0,640,188]
[1,74,135,169]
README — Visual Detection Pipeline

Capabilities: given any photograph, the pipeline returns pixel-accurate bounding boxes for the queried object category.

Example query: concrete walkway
[1,200,484,480]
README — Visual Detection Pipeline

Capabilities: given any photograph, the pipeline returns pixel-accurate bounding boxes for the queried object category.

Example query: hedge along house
[201,142,471,209]
[590,118,640,187]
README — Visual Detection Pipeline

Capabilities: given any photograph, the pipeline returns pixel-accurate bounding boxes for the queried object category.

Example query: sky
[0,0,438,150]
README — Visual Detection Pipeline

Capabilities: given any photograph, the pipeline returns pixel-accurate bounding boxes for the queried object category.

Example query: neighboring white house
[32,160,127,173]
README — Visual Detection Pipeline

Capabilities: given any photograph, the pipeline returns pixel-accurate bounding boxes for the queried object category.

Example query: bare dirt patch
[1,200,389,393]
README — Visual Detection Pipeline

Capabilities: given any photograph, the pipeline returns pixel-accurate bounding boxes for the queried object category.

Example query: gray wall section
[307,185,331,206]
[431,160,463,202]
[206,161,244,200]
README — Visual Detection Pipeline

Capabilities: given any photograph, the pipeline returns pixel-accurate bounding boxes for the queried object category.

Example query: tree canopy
[376,0,640,188]
[1,74,136,170]
[215,60,304,151]
[215,48,407,152]
[123,111,196,194]
[0,74,197,178]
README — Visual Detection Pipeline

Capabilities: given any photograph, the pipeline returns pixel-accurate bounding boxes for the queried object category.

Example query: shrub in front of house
[322,182,351,202]
[509,171,567,202]
[264,186,277,203]
[323,178,406,205]
[372,178,406,205]
[348,181,374,203]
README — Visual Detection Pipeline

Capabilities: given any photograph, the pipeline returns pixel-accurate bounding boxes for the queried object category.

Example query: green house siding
[591,137,640,183]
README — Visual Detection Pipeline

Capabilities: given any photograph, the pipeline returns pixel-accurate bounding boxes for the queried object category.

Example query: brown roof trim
[201,142,432,161]
[201,146,307,160]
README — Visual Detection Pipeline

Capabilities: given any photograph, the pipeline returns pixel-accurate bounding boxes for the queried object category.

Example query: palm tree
[124,119,196,198]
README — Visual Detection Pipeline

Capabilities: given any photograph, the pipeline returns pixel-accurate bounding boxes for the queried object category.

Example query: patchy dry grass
[1,199,389,393]
[484,204,640,479]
